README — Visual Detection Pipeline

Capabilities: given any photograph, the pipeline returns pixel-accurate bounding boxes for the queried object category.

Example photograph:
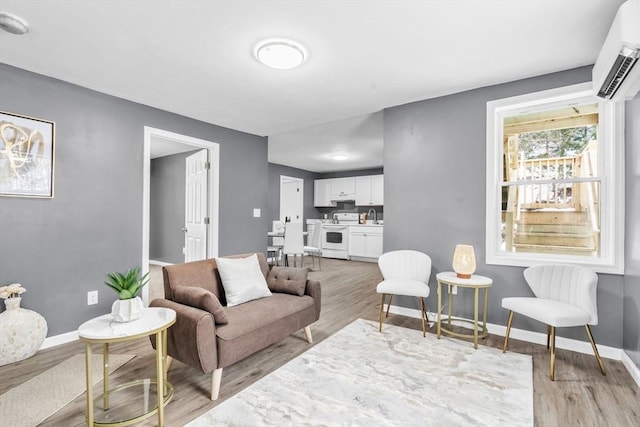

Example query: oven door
[322,226,348,250]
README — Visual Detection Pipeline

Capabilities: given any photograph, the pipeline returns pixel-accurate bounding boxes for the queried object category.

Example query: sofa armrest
[305,279,321,321]
[150,298,218,374]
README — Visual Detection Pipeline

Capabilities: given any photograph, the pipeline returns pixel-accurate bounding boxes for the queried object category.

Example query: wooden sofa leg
[211,368,223,400]
[303,326,313,343]
[166,355,174,372]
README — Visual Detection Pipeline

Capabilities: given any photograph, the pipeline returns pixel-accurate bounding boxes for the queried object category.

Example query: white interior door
[279,176,304,222]
[185,149,208,262]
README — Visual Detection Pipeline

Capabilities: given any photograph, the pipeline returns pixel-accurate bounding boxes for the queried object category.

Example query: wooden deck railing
[517,156,576,209]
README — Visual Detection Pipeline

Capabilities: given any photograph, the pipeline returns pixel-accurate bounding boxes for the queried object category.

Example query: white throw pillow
[216,254,272,307]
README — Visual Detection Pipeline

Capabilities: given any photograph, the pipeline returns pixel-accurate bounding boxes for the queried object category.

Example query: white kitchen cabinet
[355,175,384,206]
[349,232,366,257]
[349,226,383,259]
[314,179,335,207]
[330,177,356,201]
[371,175,384,205]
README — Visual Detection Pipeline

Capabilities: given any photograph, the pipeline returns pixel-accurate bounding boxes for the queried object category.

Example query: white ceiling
[0,0,624,172]
[150,135,198,159]
[269,112,383,173]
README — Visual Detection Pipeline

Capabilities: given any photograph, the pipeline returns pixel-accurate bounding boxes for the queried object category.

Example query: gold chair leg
[379,294,386,332]
[503,310,514,353]
[550,326,556,381]
[420,297,426,337]
[546,325,551,349]
[585,325,606,376]
[385,295,393,318]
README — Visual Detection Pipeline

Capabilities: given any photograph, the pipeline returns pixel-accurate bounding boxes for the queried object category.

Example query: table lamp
[452,244,476,279]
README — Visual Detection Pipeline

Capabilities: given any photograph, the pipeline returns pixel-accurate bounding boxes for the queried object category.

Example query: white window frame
[486,82,625,274]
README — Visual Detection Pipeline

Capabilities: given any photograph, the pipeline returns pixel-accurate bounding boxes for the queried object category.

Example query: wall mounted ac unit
[593,0,640,101]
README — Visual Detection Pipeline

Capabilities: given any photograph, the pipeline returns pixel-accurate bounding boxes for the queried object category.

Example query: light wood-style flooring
[1,258,638,426]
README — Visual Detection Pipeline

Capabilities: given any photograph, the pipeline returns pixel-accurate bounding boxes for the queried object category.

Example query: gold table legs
[436,280,490,349]
[84,330,171,427]
[85,343,93,427]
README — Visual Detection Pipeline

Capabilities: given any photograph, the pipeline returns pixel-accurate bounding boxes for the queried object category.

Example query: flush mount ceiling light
[331,154,350,161]
[0,12,29,35]
[254,39,307,70]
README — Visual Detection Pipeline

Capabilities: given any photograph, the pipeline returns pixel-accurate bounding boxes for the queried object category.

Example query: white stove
[321,213,359,259]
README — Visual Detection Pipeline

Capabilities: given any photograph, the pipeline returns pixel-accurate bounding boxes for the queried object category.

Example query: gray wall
[317,167,384,179]
[266,164,386,227]
[624,93,640,368]
[267,163,320,227]
[383,66,626,348]
[150,150,198,264]
[0,64,268,335]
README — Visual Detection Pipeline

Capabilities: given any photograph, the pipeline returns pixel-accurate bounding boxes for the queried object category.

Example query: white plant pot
[111,297,143,322]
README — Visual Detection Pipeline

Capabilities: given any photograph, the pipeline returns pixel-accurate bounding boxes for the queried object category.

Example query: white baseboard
[349,256,378,263]
[621,351,640,388]
[384,304,622,361]
[40,330,79,350]
[149,260,174,266]
[38,303,640,390]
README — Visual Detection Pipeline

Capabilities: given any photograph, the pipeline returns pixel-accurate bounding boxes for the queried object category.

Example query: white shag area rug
[0,353,134,427]
[187,319,533,427]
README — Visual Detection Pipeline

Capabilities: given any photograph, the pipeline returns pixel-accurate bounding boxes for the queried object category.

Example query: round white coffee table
[78,307,176,426]
[436,271,493,349]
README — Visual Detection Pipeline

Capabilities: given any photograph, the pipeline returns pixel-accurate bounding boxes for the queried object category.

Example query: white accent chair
[376,250,432,336]
[502,264,606,380]
[283,222,305,267]
[304,220,322,270]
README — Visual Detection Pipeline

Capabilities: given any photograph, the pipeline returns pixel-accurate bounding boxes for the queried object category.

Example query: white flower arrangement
[0,283,26,299]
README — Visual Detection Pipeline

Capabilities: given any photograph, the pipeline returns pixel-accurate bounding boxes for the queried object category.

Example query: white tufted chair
[502,264,606,380]
[376,250,432,336]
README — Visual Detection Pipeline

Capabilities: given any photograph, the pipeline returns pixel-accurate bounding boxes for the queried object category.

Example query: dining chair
[267,221,285,266]
[282,221,305,267]
[376,250,432,337]
[502,264,606,380]
[304,220,322,270]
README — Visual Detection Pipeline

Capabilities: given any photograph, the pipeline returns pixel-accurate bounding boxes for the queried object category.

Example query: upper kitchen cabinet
[330,177,356,201]
[314,179,336,207]
[355,175,384,206]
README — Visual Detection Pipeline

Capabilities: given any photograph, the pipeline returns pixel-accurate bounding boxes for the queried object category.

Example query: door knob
[181,227,188,233]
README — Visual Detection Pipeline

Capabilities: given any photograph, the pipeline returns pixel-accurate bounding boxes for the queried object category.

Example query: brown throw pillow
[267,267,308,296]
[173,285,229,325]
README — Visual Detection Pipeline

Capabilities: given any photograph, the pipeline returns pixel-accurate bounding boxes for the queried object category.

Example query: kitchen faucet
[367,208,377,224]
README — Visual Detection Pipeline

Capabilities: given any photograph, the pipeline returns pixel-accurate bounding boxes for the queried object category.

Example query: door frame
[279,175,304,222]
[142,126,220,305]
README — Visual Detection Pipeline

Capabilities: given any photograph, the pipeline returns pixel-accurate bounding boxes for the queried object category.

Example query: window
[486,83,624,274]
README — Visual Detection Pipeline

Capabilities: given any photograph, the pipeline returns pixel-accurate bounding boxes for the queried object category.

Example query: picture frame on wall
[0,111,55,198]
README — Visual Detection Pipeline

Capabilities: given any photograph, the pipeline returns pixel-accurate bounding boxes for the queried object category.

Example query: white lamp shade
[452,244,476,279]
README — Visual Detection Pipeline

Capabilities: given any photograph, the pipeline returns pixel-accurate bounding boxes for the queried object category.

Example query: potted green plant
[104,267,149,322]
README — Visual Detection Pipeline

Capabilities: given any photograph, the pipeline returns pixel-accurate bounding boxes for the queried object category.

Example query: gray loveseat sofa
[150,252,321,400]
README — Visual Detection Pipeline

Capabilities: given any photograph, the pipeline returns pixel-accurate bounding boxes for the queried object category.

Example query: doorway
[142,127,220,305]
[279,175,304,223]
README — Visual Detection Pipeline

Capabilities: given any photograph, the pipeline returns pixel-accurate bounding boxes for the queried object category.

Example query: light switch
[253,208,261,218]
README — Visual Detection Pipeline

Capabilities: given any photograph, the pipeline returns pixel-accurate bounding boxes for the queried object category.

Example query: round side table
[78,307,176,427]
[436,272,493,349]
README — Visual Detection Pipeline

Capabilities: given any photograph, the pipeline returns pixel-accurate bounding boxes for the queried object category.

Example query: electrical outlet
[451,285,458,295]
[87,290,98,305]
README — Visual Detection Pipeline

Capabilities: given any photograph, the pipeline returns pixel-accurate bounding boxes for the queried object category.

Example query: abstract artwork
[0,111,55,198]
